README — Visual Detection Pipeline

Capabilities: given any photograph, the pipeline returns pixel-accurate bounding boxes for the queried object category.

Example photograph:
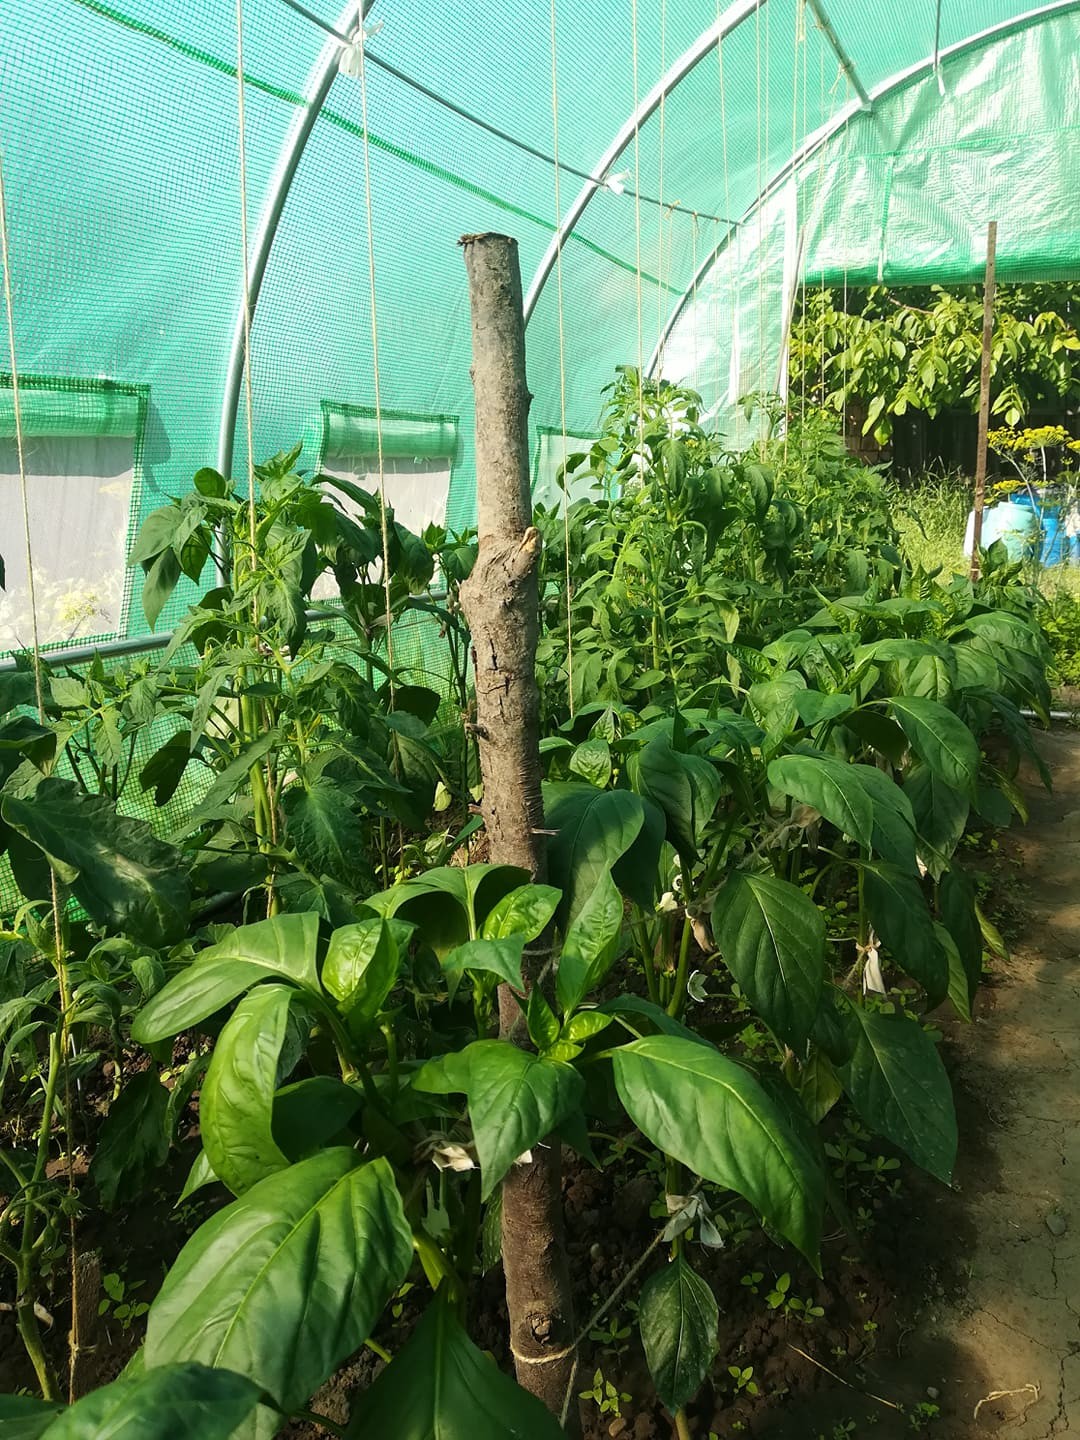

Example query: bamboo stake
[969,220,998,580]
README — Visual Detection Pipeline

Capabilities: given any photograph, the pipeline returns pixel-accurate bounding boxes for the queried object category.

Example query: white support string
[549,0,575,715]
[234,0,259,572]
[630,0,647,479]
[0,136,80,1403]
[355,14,396,688]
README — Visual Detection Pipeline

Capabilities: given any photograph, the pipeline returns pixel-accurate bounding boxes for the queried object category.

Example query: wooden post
[458,232,580,1433]
[969,220,998,580]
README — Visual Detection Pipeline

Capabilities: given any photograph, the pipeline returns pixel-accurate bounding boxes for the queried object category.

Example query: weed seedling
[728,1364,759,1396]
[579,1368,630,1418]
[97,1271,148,1332]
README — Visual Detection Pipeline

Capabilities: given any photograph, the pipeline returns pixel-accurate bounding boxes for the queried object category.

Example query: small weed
[728,1364,759,1396]
[908,1401,941,1431]
[588,1311,633,1357]
[765,1272,825,1321]
[97,1271,148,1332]
[579,1368,630,1418]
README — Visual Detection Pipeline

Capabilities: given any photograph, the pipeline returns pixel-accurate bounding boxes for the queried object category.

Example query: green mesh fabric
[317,404,459,463]
[0,376,147,438]
[1,0,1077,612]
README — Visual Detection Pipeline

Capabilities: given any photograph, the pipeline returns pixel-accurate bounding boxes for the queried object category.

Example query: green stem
[15,1031,61,1401]
[454,1170,483,1281]
[289,1410,347,1439]
[674,1409,693,1440]
[633,917,661,1005]
[413,1231,461,1301]
[666,916,694,1019]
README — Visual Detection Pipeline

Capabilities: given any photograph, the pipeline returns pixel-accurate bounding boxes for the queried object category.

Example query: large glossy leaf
[936,923,971,1022]
[23,1363,262,1439]
[132,914,320,1044]
[283,778,367,887]
[201,984,294,1196]
[904,762,969,875]
[144,1151,412,1437]
[629,739,724,864]
[639,1254,718,1413]
[1,779,189,949]
[888,645,957,703]
[612,1035,824,1264]
[939,867,982,1009]
[89,1070,169,1210]
[888,696,979,797]
[766,755,873,851]
[842,707,908,766]
[853,765,919,872]
[747,674,806,744]
[272,1077,363,1161]
[442,936,525,991]
[480,883,561,943]
[348,1288,563,1439]
[611,793,666,911]
[597,994,711,1045]
[711,871,825,1049]
[414,1041,584,1200]
[556,869,623,1014]
[0,1395,61,1439]
[840,1005,957,1183]
[862,863,947,1006]
[544,783,647,925]
[322,918,409,1025]
[370,865,527,956]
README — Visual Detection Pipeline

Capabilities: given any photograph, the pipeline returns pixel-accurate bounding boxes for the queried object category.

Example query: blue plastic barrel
[1011,492,1078,565]
[964,499,1037,560]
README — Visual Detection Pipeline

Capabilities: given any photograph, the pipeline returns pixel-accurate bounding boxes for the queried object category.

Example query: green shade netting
[318,403,459,463]
[0,378,146,439]
[1,0,1078,642]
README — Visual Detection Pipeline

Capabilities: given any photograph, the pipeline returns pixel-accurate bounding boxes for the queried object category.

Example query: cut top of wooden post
[460,233,533,538]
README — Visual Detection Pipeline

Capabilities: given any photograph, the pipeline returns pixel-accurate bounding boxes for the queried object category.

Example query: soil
[6,729,1080,1439]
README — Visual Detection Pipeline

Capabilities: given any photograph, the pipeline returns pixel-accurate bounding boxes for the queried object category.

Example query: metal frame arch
[217,0,374,478]
[646,0,1080,376]
[521,0,767,327]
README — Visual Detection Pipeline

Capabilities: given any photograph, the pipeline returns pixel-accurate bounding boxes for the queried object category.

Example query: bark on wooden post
[458,232,580,1432]
[969,219,998,580]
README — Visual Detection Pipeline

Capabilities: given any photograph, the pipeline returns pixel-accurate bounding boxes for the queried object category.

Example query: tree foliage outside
[789,282,1080,447]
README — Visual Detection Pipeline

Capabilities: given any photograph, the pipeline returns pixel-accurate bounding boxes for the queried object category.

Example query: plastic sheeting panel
[0,435,136,650]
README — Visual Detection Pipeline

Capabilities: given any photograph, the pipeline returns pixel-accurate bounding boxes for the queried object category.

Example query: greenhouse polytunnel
[2,2,1080,1437]
[2,0,1078,649]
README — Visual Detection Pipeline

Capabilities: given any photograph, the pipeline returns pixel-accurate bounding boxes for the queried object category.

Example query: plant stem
[16,1030,61,1400]
[633,917,661,1005]
[674,1409,693,1440]
[666,915,694,1019]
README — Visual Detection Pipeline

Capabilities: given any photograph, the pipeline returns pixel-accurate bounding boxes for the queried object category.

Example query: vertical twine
[630,0,646,476]
[0,138,79,1404]
[356,17,396,688]
[549,0,574,715]
[234,0,258,570]
[234,0,281,881]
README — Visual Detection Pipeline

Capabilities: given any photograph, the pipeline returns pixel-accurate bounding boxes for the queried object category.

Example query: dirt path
[926,726,1080,1436]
